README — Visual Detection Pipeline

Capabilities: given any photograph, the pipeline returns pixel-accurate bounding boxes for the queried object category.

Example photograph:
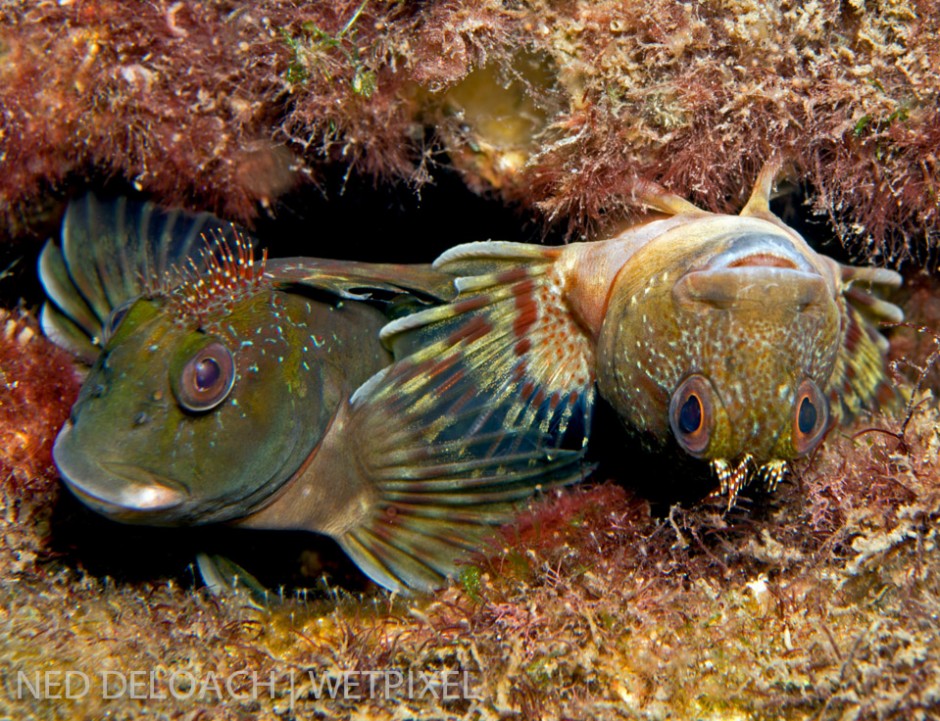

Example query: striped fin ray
[39,194,252,363]
[334,241,597,592]
[829,262,904,420]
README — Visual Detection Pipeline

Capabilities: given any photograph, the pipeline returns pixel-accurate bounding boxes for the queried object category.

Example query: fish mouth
[671,232,832,310]
[725,253,799,269]
[53,421,188,521]
[702,233,816,273]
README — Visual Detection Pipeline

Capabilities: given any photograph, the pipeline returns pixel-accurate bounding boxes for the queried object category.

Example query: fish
[40,195,589,593]
[377,160,904,507]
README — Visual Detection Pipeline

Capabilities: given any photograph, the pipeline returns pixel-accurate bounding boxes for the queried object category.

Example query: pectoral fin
[329,241,598,592]
[830,262,904,419]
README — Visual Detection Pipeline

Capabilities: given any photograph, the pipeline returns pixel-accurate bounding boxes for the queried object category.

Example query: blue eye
[669,375,714,456]
[798,397,817,434]
[793,379,829,455]
[194,357,221,392]
[679,394,703,434]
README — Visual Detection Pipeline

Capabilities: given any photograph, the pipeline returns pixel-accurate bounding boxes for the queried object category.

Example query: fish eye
[679,395,703,434]
[173,341,235,412]
[792,379,829,455]
[669,374,714,456]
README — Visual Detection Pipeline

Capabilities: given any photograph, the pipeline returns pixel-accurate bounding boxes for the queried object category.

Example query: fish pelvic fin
[830,262,904,421]
[632,181,703,217]
[632,156,787,220]
[334,241,597,593]
[39,194,256,362]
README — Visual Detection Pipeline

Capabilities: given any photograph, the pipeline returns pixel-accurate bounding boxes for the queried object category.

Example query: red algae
[0,280,938,718]
[1,0,938,260]
[0,3,939,716]
[0,308,80,488]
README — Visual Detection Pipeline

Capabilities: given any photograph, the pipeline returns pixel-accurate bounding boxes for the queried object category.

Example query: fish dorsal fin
[829,261,904,420]
[39,194,253,363]
[740,157,784,219]
[264,258,456,306]
[308,241,596,592]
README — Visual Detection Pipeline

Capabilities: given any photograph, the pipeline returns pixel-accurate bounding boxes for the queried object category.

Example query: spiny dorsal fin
[265,258,456,305]
[39,194,253,363]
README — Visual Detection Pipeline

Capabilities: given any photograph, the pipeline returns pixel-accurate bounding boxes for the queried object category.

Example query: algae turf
[0,0,939,263]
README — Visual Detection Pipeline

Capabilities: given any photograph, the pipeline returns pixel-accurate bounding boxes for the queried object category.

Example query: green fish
[41,195,587,593]
[377,161,903,506]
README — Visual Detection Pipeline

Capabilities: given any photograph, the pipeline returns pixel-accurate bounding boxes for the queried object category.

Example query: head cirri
[40,196,393,528]
[50,233,368,524]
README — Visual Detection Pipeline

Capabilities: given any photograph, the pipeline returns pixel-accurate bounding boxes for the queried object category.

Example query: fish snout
[53,421,187,521]
[673,266,830,312]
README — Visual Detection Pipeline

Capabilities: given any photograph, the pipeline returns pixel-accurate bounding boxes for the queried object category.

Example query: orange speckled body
[565,212,845,453]
[562,170,902,496]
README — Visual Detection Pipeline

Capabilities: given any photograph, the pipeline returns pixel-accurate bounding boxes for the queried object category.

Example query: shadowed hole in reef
[15,170,857,594]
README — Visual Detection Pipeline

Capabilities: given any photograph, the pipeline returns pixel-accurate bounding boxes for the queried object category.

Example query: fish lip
[702,233,815,273]
[53,422,188,517]
[685,266,823,282]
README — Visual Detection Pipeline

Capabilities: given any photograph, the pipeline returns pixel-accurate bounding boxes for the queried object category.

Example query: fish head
[53,286,338,525]
[598,222,843,495]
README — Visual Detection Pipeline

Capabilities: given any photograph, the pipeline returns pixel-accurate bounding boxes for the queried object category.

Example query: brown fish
[40,195,590,594]
[378,161,903,505]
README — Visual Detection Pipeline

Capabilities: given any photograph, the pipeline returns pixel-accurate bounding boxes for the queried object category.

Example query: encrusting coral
[1,0,938,261]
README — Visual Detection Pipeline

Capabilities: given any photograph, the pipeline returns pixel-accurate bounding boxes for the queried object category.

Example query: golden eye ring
[669,374,714,456]
[792,379,829,456]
